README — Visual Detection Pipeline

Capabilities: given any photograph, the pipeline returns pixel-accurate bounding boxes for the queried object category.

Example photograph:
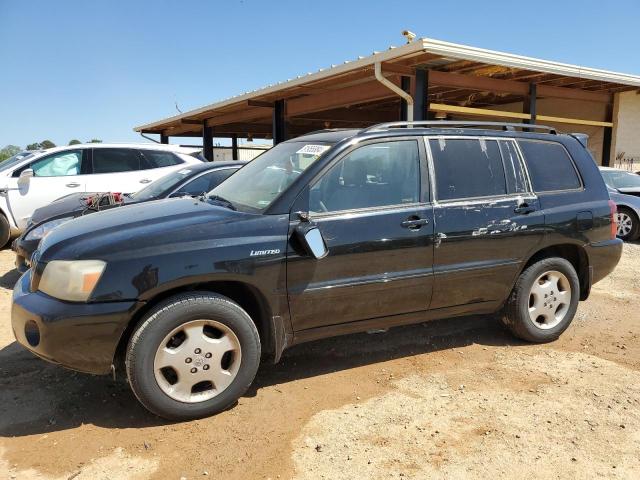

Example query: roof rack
[362,120,557,135]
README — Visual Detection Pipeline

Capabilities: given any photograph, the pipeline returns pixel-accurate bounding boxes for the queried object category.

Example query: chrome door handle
[66,182,81,188]
[514,202,536,215]
[401,217,429,229]
[139,179,152,184]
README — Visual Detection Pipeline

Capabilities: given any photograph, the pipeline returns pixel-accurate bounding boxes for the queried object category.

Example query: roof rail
[362,120,557,135]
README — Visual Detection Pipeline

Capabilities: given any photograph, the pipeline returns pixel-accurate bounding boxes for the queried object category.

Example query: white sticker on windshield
[296,144,331,156]
[177,169,192,175]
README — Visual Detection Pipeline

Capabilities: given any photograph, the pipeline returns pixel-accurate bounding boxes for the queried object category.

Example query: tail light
[609,200,617,239]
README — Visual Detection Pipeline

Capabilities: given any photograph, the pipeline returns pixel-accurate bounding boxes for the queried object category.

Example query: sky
[1,0,639,148]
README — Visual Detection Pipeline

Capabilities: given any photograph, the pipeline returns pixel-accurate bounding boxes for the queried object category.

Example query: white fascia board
[421,37,640,87]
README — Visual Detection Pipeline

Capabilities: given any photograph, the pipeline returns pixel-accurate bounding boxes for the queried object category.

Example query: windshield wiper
[206,194,237,211]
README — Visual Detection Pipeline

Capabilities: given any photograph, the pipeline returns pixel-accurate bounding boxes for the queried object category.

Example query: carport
[134,37,640,165]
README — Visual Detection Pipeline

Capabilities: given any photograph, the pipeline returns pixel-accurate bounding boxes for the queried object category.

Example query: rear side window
[499,140,528,194]
[518,141,581,192]
[140,150,183,169]
[93,149,141,174]
[430,138,506,200]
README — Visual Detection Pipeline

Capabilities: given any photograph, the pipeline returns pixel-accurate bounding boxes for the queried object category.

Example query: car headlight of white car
[24,217,71,241]
[38,260,106,302]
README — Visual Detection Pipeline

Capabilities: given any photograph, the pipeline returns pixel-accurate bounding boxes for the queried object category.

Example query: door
[427,137,545,309]
[6,149,88,229]
[286,138,435,331]
[84,148,147,194]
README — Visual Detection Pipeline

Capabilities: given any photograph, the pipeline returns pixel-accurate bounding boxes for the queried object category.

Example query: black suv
[11,121,622,420]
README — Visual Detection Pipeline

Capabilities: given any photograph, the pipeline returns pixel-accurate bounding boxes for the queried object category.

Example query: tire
[125,291,261,421]
[616,207,640,242]
[501,257,580,343]
[0,214,10,249]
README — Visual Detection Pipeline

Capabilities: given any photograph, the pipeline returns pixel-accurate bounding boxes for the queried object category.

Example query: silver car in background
[600,167,640,241]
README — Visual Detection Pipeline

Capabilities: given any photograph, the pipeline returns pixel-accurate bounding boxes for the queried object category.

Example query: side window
[177,169,236,196]
[92,149,141,174]
[29,150,83,177]
[518,141,581,192]
[499,140,528,194]
[310,140,420,214]
[430,138,506,200]
[140,150,183,169]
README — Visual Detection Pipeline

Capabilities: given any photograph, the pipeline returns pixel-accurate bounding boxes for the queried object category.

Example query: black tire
[616,207,640,242]
[501,257,580,343]
[0,214,10,249]
[125,291,261,421]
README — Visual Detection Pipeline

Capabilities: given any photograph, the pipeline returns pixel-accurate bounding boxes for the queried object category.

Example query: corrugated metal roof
[134,37,640,132]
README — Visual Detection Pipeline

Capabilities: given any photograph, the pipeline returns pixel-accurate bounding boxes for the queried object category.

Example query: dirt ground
[0,243,639,480]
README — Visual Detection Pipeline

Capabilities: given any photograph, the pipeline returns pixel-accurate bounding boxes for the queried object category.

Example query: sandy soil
[0,244,638,480]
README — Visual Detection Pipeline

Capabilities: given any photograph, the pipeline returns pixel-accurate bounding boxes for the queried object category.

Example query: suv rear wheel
[616,207,639,241]
[501,257,580,343]
[125,292,261,420]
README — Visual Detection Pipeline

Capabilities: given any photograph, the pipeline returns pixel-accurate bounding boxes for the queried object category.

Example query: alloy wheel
[527,270,572,330]
[616,212,633,238]
[153,319,242,403]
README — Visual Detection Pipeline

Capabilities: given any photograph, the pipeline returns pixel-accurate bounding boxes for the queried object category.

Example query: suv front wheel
[501,257,580,343]
[125,292,261,420]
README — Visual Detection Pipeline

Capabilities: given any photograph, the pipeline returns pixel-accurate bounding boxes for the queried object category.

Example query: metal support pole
[602,127,612,167]
[202,122,213,161]
[273,100,286,144]
[523,83,537,131]
[160,134,169,144]
[231,135,239,160]
[414,69,430,121]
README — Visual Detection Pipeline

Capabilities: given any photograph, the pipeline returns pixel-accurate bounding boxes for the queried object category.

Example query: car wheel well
[113,281,272,376]
[522,244,589,300]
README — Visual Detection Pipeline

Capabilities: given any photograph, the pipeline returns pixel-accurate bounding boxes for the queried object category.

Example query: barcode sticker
[296,144,331,155]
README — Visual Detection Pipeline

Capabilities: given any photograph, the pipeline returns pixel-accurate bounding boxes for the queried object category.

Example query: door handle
[66,182,81,188]
[139,179,152,184]
[401,217,429,229]
[514,202,536,215]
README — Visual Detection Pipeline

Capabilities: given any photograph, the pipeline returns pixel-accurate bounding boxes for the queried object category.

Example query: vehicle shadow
[0,313,524,438]
[0,267,21,290]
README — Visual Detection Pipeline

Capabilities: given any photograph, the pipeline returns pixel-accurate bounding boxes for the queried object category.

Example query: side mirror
[19,168,34,181]
[295,224,328,259]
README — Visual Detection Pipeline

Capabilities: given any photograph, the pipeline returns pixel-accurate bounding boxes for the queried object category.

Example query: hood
[30,193,98,225]
[39,197,255,261]
[617,187,640,198]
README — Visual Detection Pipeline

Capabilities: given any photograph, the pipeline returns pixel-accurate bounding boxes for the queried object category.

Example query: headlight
[24,217,71,241]
[38,260,106,302]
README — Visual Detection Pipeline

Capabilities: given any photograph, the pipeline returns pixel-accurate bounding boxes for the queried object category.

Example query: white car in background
[0,143,204,246]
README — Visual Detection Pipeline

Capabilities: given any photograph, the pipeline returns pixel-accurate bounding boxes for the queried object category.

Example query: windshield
[0,151,40,172]
[132,167,196,201]
[209,141,332,212]
[601,170,640,189]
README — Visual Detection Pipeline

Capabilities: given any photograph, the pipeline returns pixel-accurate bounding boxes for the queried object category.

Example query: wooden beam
[429,70,612,103]
[380,62,415,76]
[205,107,272,127]
[247,99,275,108]
[287,78,401,117]
[180,119,202,125]
[429,102,614,127]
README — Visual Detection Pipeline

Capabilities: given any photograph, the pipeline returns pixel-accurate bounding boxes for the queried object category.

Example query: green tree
[88,139,102,143]
[0,145,21,162]
[68,139,82,145]
[40,140,56,149]
[26,142,41,151]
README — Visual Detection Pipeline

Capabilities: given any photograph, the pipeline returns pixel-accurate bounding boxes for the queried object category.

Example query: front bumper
[11,270,143,375]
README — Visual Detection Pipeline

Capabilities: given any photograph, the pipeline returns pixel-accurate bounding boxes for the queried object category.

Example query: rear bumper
[585,238,623,286]
[11,270,143,375]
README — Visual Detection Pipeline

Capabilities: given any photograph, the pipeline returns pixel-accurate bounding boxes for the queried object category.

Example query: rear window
[518,141,581,192]
[140,150,183,168]
[430,138,506,201]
